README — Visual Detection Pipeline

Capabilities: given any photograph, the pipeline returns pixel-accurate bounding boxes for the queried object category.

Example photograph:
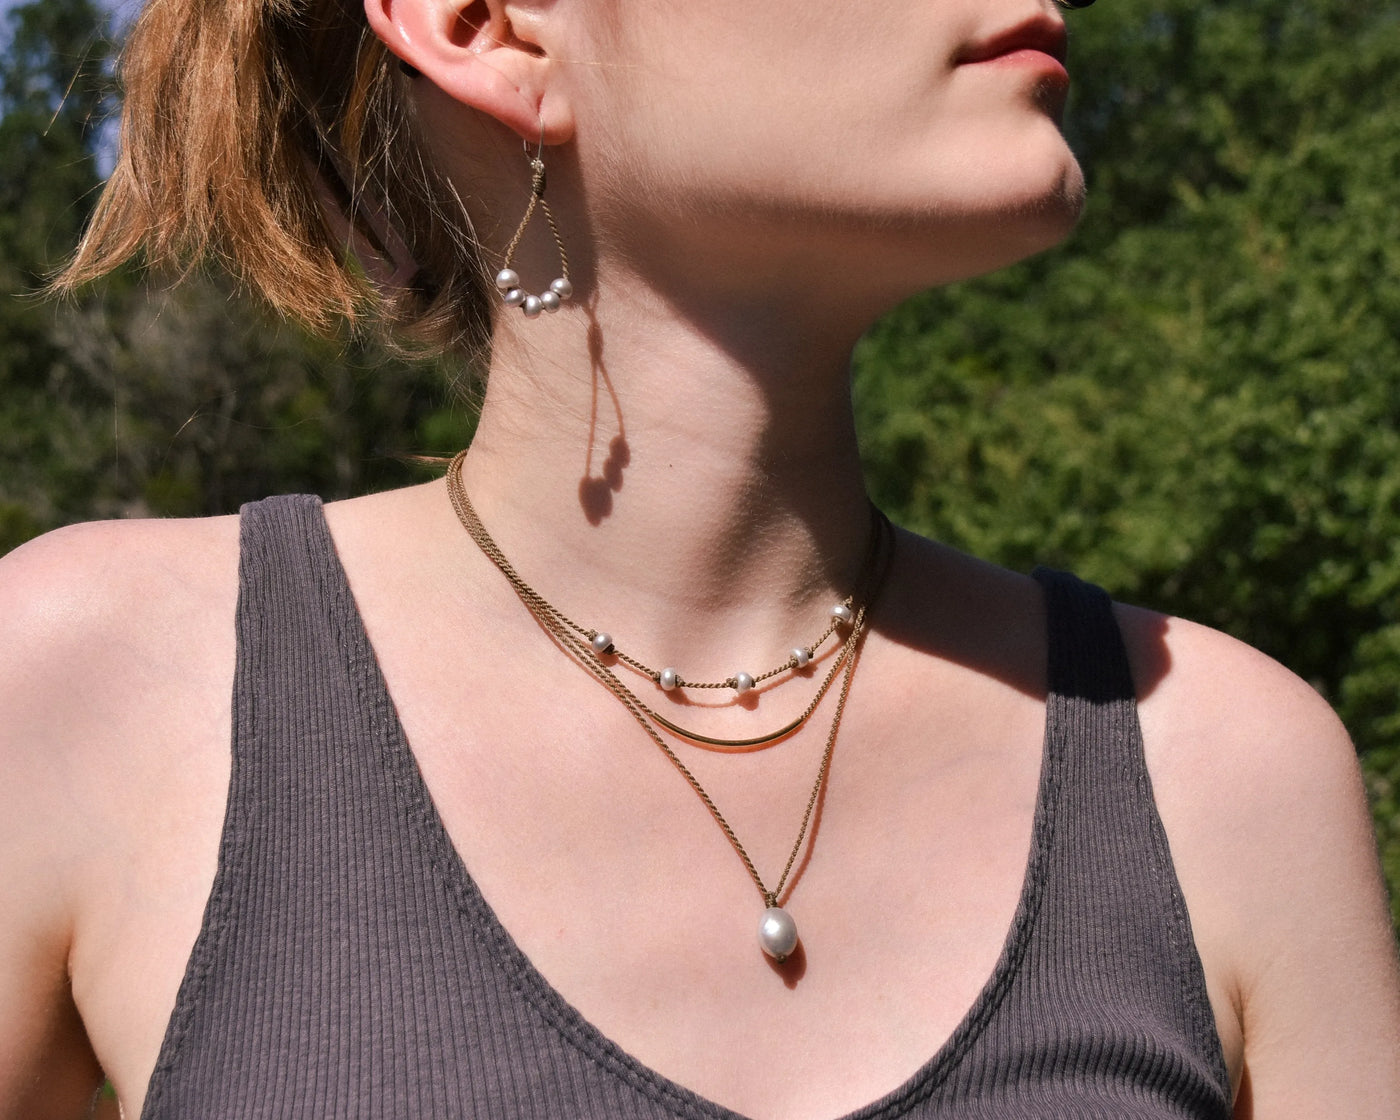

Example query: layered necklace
[446,449,893,961]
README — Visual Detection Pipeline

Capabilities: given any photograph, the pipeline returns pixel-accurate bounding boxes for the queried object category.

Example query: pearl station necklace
[529,505,886,750]
[446,450,894,961]
[583,596,853,696]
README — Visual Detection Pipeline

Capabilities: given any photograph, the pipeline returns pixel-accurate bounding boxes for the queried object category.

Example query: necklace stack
[445,449,893,961]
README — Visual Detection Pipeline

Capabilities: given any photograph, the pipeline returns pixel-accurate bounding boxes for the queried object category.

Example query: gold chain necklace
[460,463,885,700]
[445,449,894,960]
[569,524,883,696]
[447,450,888,750]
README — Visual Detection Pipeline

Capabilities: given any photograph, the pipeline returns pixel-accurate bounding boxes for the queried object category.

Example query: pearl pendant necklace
[758,905,800,962]
[443,451,895,965]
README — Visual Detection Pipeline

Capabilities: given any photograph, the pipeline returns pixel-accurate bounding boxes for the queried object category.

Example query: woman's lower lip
[967,49,1069,79]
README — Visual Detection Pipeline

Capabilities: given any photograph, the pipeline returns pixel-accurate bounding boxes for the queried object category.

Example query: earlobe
[362,0,573,143]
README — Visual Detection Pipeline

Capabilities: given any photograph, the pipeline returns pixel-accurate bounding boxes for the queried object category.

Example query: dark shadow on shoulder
[868,524,1173,704]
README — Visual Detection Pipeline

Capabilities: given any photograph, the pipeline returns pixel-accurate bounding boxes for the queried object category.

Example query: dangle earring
[495,130,573,318]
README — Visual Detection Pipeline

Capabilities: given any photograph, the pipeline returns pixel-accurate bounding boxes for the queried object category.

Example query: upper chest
[357,567,1055,1118]
[67,500,1242,1119]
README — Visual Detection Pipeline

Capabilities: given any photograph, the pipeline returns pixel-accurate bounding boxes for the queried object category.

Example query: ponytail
[56,0,492,355]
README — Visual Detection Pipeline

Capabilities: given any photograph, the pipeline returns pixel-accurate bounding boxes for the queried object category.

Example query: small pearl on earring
[791,647,810,669]
[540,290,561,313]
[549,277,574,300]
[522,295,544,318]
[659,667,679,691]
[495,269,520,291]
[502,288,526,307]
[735,672,755,694]
[832,603,854,625]
[591,632,614,655]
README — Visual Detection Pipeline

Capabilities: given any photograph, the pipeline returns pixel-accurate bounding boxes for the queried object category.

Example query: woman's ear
[364,0,573,143]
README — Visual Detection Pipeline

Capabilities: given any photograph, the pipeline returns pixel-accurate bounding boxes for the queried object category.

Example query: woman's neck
[460,280,877,678]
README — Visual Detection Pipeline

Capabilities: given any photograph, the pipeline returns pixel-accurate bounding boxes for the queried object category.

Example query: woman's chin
[1004,166,1088,252]
[931,158,1087,280]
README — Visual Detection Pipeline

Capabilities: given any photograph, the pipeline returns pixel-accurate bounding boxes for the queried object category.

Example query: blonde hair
[56,0,490,355]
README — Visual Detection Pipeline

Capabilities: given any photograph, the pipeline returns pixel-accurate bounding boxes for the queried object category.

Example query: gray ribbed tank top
[140,495,1231,1119]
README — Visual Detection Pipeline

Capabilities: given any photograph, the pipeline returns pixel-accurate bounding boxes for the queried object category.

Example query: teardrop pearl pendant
[758,906,799,962]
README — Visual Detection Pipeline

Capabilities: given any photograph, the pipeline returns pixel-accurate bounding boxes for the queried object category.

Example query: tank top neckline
[305,498,1066,1120]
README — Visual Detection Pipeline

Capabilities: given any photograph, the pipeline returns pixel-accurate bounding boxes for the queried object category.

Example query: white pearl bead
[495,268,520,291]
[758,907,798,961]
[502,288,526,307]
[734,672,754,694]
[549,277,574,300]
[659,667,679,691]
[791,647,810,668]
[591,632,614,655]
[540,290,561,313]
[832,603,854,625]
[522,295,544,318]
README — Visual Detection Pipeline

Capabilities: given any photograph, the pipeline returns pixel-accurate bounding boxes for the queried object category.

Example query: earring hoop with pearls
[494,128,573,318]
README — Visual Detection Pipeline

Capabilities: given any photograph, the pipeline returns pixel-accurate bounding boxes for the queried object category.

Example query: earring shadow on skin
[578,310,630,523]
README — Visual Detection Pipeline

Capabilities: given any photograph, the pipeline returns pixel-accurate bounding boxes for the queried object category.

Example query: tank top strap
[1033,565,1137,706]
[143,494,390,1119]
[1009,567,1230,1108]
[147,495,708,1120]
[221,493,386,810]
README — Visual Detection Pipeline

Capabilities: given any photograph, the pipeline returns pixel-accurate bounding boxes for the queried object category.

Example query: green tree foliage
[0,0,114,543]
[0,0,475,551]
[854,0,1400,921]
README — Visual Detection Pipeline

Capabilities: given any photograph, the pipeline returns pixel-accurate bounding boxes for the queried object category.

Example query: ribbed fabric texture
[140,495,1231,1119]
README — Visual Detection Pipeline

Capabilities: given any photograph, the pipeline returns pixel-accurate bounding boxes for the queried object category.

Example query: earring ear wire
[494,128,573,318]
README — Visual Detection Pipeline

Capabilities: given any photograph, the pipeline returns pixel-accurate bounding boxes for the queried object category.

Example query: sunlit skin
[394,0,1089,665]
[0,1,1397,1118]
[559,1,1084,309]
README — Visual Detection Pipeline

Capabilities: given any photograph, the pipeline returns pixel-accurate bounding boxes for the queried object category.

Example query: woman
[2,0,1397,1116]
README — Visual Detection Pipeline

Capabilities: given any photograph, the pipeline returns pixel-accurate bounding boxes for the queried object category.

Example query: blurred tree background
[854,0,1400,927]
[0,0,475,550]
[1,0,1397,928]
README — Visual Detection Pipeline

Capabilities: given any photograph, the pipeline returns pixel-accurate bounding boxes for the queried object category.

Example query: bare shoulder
[0,512,241,880]
[1116,603,1370,873]
[0,511,241,603]
[0,516,241,741]
[2,507,239,593]
[1115,602,1400,1117]
[0,511,239,741]
[1116,602,1363,842]
[0,511,241,838]
[0,516,240,1118]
